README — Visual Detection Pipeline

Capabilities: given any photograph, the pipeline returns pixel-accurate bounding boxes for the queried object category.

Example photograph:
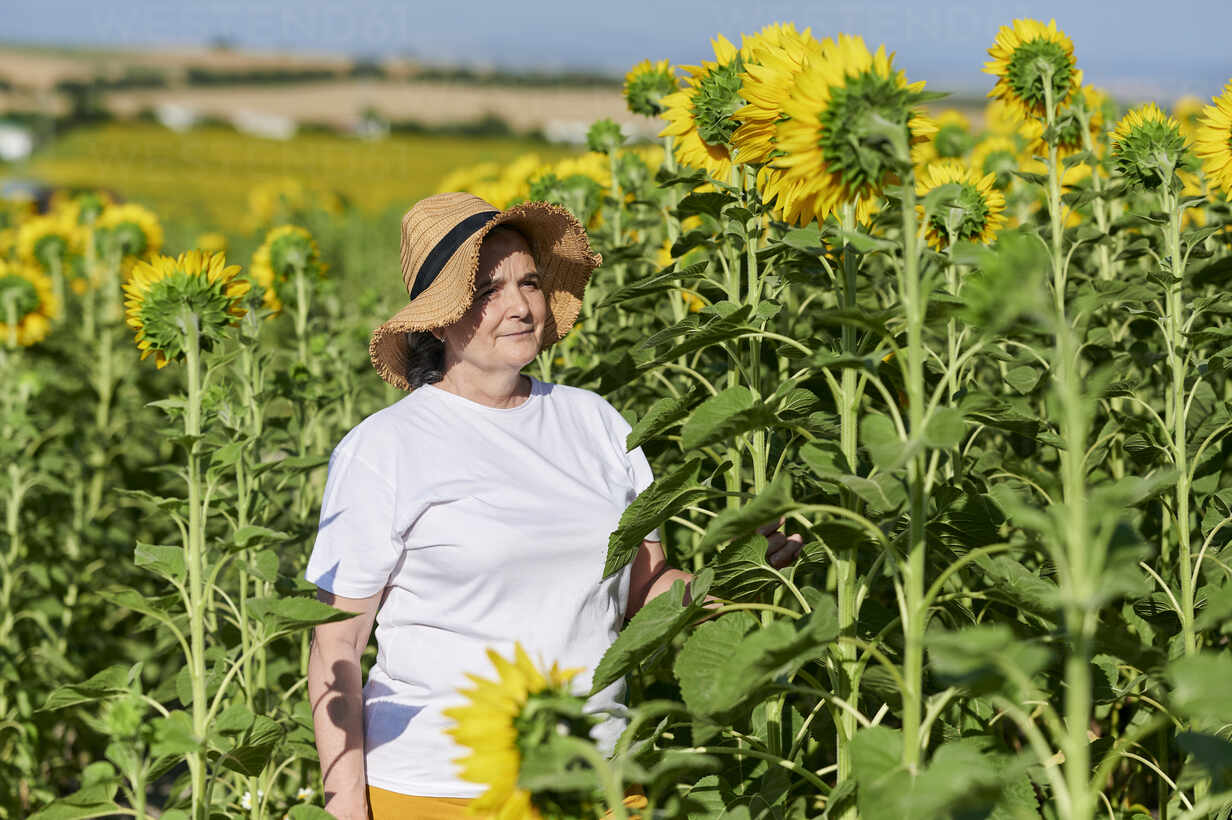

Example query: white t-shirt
[304,374,659,798]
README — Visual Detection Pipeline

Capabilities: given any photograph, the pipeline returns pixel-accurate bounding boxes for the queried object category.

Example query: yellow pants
[367,785,648,819]
[368,786,472,819]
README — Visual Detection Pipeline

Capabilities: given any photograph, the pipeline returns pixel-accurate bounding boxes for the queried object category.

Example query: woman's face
[436,229,546,375]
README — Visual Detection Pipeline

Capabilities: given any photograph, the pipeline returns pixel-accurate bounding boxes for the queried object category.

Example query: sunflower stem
[182,311,210,820]
[1045,71,1095,820]
[833,204,864,810]
[3,292,16,349]
[48,253,65,327]
[1077,110,1113,281]
[897,171,928,772]
[1161,187,1195,658]
[1043,74,1067,318]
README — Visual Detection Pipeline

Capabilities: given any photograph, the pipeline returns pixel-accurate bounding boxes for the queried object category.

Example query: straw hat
[369,192,601,391]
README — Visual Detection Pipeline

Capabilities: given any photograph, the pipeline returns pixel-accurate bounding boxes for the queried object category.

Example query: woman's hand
[756,516,804,569]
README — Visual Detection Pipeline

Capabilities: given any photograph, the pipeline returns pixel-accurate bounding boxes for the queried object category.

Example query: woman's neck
[434,366,531,409]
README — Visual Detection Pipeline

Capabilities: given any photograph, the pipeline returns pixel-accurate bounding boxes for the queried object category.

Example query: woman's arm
[624,518,804,619]
[308,589,383,820]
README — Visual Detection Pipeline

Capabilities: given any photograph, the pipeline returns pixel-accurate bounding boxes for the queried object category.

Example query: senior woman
[305,192,802,819]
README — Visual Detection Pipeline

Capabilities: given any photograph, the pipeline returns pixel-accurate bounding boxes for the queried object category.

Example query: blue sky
[6,0,1229,100]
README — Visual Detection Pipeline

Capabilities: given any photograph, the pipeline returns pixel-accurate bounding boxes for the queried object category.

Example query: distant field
[11,122,579,230]
[103,79,644,133]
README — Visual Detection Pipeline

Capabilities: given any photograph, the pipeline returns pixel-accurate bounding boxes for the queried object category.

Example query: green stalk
[1161,188,1195,656]
[294,267,310,369]
[0,464,25,668]
[48,254,65,326]
[4,291,17,349]
[722,167,744,514]
[662,137,687,330]
[607,149,629,328]
[834,205,863,804]
[1044,76,1094,820]
[1058,331,1094,820]
[182,312,209,819]
[898,174,928,770]
[1044,84,1067,319]
[87,255,121,523]
[1077,115,1113,281]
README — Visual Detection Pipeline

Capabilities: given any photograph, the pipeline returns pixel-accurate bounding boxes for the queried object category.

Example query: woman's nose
[502,283,531,316]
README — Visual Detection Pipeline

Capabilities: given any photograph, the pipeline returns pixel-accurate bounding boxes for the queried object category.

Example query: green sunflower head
[0,271,41,320]
[585,118,625,155]
[269,231,322,282]
[124,251,250,368]
[528,173,603,227]
[933,115,975,159]
[1006,40,1075,117]
[95,204,163,263]
[96,220,149,260]
[819,72,929,186]
[72,192,109,226]
[1110,103,1191,191]
[691,53,746,146]
[33,233,70,270]
[624,59,678,117]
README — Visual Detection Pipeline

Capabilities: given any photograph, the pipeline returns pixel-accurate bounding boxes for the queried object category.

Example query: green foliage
[8,73,1232,820]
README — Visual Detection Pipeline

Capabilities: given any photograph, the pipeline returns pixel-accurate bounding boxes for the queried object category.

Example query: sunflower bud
[0,260,59,347]
[984,19,1080,121]
[586,119,625,155]
[17,215,77,273]
[1110,103,1190,191]
[623,59,677,117]
[123,250,249,368]
[95,203,163,264]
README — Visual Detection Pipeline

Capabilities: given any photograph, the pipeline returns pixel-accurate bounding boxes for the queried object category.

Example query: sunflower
[0,198,35,261]
[983,99,1025,134]
[17,214,79,273]
[659,34,745,179]
[94,203,163,267]
[249,225,324,316]
[1173,94,1206,141]
[624,59,677,117]
[760,168,878,227]
[930,109,976,160]
[443,643,583,820]
[244,177,341,232]
[731,24,824,166]
[53,190,115,226]
[195,232,228,254]
[1110,103,1189,191]
[772,34,934,223]
[984,19,1082,121]
[123,250,249,368]
[0,260,59,347]
[970,135,1021,190]
[1194,79,1232,197]
[437,154,545,209]
[915,160,1007,250]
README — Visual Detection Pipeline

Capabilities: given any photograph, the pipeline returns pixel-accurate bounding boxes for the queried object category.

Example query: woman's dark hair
[402,225,535,390]
[404,330,445,389]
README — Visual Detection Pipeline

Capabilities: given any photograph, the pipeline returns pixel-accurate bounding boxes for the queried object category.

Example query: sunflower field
[4,16,1232,820]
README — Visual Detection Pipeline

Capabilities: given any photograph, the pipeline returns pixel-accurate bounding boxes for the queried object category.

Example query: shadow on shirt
[364,680,424,751]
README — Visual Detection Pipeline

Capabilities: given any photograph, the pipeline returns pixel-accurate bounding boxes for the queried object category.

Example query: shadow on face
[434,226,545,371]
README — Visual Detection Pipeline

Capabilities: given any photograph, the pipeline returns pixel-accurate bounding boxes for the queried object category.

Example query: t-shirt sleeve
[304,445,404,598]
